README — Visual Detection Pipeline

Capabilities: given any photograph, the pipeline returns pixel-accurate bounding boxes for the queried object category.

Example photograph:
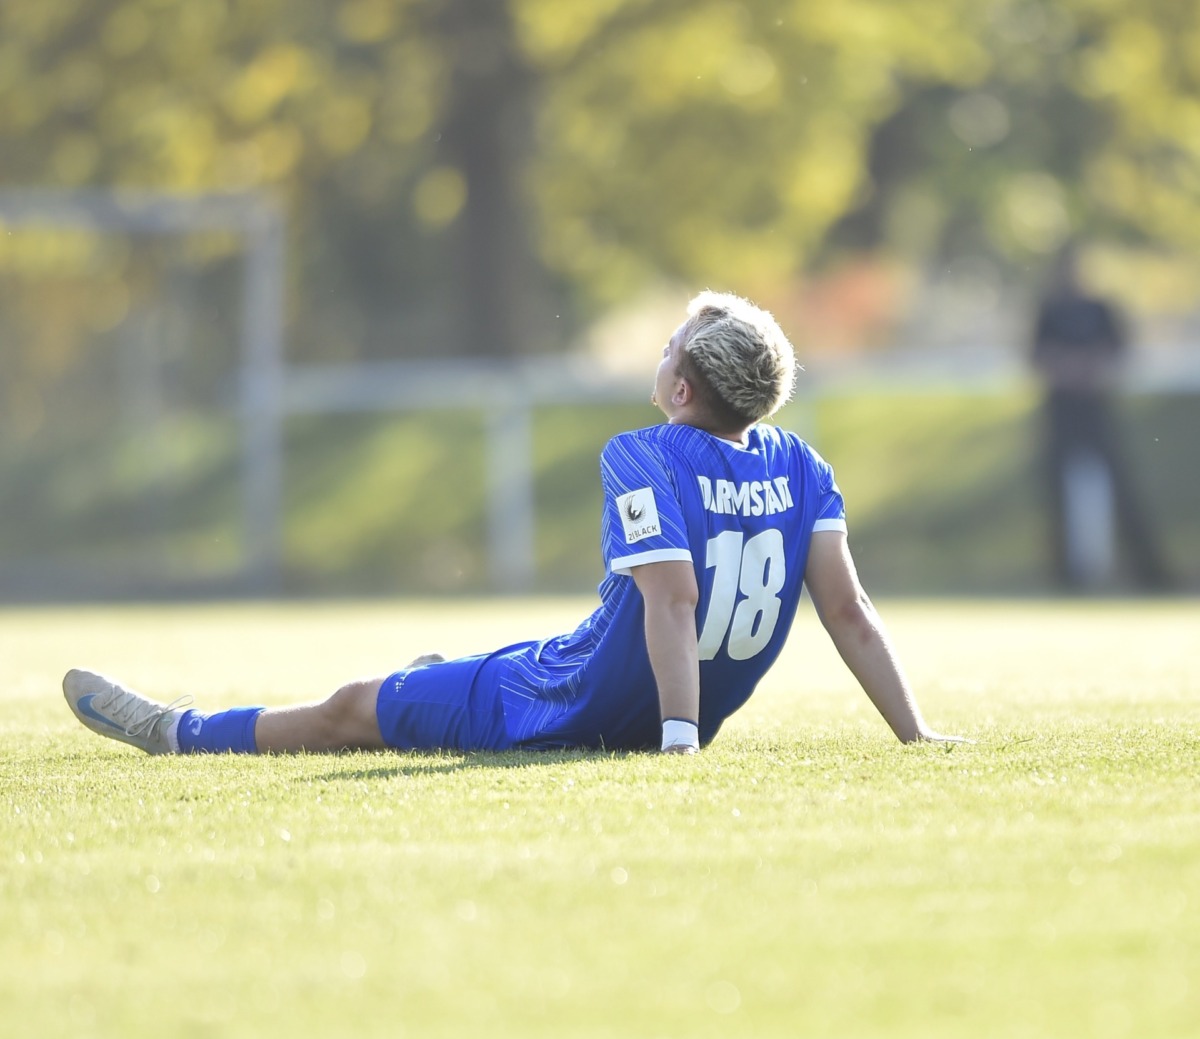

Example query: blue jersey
[489,422,846,750]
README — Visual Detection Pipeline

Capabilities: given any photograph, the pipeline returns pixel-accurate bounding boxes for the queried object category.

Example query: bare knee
[320,677,385,748]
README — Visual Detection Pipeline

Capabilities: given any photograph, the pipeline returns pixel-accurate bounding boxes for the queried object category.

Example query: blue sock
[176,707,264,754]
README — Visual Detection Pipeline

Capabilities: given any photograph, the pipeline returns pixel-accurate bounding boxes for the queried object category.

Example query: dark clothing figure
[1032,272,1169,591]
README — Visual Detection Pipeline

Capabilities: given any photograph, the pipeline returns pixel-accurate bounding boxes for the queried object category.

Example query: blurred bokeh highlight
[1,0,1197,598]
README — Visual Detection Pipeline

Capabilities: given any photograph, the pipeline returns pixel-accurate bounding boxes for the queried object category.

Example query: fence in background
[2,190,1198,599]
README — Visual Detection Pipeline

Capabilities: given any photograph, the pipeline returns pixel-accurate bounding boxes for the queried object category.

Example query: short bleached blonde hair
[677,291,797,424]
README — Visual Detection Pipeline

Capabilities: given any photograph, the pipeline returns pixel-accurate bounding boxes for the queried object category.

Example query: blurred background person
[1030,244,1172,593]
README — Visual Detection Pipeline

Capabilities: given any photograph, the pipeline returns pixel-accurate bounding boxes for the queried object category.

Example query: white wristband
[661,718,699,752]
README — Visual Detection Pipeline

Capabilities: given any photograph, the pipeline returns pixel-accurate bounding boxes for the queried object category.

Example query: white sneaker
[63,669,192,755]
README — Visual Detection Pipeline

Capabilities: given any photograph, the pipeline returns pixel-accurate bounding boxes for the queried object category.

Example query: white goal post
[0,188,286,591]
[0,189,653,594]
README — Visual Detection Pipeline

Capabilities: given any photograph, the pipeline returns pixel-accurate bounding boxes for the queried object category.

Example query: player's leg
[63,653,447,756]
[252,652,450,751]
[199,654,509,753]
[252,677,388,753]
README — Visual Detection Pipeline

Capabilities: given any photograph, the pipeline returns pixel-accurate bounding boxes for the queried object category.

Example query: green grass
[2,598,1198,1039]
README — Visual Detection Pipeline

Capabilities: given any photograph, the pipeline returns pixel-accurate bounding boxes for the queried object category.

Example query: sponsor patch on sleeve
[618,487,661,544]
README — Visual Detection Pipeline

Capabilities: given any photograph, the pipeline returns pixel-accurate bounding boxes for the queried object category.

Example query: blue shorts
[376,653,514,752]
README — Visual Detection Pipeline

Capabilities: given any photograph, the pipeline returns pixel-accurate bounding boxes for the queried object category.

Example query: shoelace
[97,688,195,737]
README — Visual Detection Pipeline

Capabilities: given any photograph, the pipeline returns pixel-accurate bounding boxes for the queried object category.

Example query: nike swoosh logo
[76,694,123,732]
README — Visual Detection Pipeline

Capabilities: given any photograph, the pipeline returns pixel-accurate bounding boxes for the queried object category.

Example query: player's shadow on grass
[311,747,637,782]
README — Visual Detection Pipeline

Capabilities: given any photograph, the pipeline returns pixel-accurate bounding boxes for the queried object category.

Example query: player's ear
[672,375,693,408]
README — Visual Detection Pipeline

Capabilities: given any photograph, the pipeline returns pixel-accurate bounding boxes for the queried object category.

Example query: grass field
[2,597,1198,1038]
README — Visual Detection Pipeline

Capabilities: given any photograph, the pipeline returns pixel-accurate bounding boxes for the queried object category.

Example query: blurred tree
[522,0,991,305]
[0,0,552,362]
[828,0,1200,272]
[2,0,1199,370]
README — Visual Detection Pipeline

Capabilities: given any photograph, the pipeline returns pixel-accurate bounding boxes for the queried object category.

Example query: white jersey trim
[813,518,848,533]
[611,547,693,575]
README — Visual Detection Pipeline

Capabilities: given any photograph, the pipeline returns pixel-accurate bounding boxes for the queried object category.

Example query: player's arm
[803,530,966,744]
[630,560,701,754]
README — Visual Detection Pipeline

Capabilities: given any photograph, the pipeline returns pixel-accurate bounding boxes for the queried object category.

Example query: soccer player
[64,291,964,757]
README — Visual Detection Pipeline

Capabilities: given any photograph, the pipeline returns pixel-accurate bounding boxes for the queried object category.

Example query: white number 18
[696,529,786,661]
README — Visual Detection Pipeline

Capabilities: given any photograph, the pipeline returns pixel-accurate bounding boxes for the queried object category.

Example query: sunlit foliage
[1,0,1198,352]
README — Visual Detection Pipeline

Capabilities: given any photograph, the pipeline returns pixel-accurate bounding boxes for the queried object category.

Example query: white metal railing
[281,357,652,590]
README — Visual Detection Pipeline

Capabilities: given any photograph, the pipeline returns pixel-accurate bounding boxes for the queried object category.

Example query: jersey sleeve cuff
[610,547,693,575]
[812,518,848,533]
